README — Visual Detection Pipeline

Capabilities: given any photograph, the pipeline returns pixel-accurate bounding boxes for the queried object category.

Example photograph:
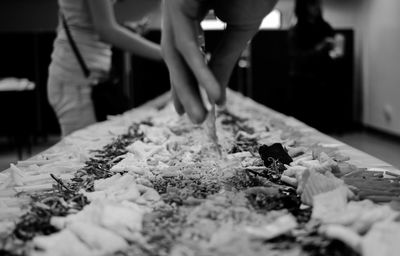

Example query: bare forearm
[87,0,162,62]
[100,25,162,61]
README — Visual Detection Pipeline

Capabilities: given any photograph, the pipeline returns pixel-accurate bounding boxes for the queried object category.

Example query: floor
[1,131,400,171]
[333,131,400,169]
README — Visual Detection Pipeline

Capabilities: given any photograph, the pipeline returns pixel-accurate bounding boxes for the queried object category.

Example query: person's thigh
[47,74,96,137]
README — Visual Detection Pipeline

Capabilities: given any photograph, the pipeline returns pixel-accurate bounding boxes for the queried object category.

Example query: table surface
[1,89,399,195]
[1,90,399,251]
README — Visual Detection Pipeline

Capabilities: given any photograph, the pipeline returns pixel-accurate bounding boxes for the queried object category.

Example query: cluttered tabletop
[1,90,400,256]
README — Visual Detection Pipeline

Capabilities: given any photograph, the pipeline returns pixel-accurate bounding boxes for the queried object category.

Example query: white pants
[47,69,97,137]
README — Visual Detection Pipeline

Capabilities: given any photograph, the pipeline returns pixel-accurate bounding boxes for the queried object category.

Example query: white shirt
[51,0,113,81]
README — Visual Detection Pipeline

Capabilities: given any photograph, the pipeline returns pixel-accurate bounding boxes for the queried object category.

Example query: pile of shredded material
[1,91,400,256]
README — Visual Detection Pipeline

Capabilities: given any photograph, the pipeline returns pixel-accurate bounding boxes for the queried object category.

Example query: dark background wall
[0,0,58,32]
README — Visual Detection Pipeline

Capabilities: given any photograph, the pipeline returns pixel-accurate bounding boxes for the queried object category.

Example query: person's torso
[289,20,335,77]
[51,0,114,80]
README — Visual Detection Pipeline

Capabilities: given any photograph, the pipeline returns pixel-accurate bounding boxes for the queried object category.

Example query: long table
[1,90,399,255]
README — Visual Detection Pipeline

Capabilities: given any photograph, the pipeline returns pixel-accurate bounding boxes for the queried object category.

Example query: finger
[161,1,201,120]
[170,85,185,115]
[162,2,207,123]
[168,1,222,104]
[168,51,207,123]
[209,0,279,104]
[163,7,185,116]
[209,24,260,105]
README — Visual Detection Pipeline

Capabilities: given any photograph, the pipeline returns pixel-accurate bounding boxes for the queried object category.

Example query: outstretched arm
[87,0,162,61]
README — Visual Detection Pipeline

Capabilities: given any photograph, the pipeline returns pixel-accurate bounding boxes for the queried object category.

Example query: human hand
[316,37,335,52]
[325,37,336,48]
[329,34,345,59]
[162,0,279,123]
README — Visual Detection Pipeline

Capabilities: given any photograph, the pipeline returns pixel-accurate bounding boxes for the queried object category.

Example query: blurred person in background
[287,0,344,130]
[48,0,162,137]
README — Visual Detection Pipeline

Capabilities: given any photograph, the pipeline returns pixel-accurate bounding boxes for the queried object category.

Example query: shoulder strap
[60,13,91,78]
